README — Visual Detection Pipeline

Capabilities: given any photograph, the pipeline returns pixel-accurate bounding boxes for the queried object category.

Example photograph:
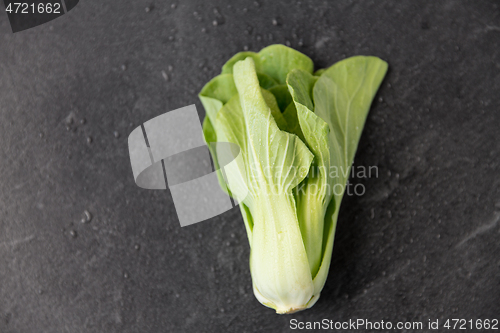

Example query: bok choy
[199,44,387,314]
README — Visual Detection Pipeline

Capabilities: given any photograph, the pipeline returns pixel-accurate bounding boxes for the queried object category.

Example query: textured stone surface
[0,0,499,332]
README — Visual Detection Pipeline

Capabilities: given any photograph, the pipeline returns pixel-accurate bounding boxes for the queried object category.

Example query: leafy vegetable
[199,44,388,314]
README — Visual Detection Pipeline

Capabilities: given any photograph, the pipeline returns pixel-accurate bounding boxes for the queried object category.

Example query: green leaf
[256,72,279,90]
[204,106,254,246]
[312,198,339,295]
[221,51,279,89]
[199,74,239,198]
[314,68,326,76]
[281,103,305,142]
[221,51,262,74]
[214,95,251,203]
[199,74,237,125]
[268,84,293,112]
[287,68,331,277]
[261,88,288,130]
[202,116,231,196]
[287,69,318,111]
[258,44,314,84]
[311,55,388,295]
[202,114,217,145]
[239,202,254,247]
[313,56,388,186]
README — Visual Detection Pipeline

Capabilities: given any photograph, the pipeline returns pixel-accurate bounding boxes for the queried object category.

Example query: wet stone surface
[0,0,499,332]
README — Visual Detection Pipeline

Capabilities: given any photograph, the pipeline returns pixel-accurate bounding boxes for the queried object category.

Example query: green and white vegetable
[199,44,387,314]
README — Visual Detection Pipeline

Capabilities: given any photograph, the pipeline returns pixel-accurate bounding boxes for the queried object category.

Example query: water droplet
[39,132,43,138]
[171,3,176,9]
[272,18,278,26]
[69,230,77,238]
[79,118,86,125]
[134,244,141,251]
[256,34,262,41]
[201,27,206,33]
[243,45,249,51]
[81,210,92,223]
[168,65,173,72]
[145,6,151,12]
[86,136,93,144]
[230,233,235,238]
[123,272,129,279]
[220,308,225,313]
[285,40,291,46]
[120,64,127,71]
[378,97,383,103]
[212,20,218,26]
[113,131,120,138]
[254,1,260,7]
[161,70,169,81]
[242,7,248,12]
[168,36,174,41]
[175,293,180,298]
[38,289,43,294]
[298,39,304,47]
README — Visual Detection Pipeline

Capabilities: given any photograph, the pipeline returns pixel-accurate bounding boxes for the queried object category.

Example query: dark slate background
[0,1,499,332]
